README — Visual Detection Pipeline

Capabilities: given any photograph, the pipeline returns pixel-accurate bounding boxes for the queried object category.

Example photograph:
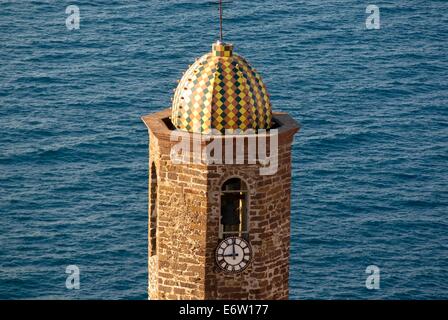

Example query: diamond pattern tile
[171,42,272,134]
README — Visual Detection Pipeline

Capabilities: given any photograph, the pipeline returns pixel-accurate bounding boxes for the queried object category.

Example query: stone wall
[148,130,209,300]
[204,142,292,299]
[143,109,298,300]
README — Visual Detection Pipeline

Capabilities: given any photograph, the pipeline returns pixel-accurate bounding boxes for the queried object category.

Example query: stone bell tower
[142,40,299,299]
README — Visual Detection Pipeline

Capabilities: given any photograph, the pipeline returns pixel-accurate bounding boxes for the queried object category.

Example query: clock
[215,236,252,273]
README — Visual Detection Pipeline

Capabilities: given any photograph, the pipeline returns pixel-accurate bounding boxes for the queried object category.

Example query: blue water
[1,0,447,300]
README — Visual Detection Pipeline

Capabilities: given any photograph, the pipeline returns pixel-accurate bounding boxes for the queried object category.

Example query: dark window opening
[149,162,158,256]
[220,178,248,239]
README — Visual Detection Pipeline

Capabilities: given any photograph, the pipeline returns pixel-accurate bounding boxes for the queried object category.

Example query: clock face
[215,236,252,273]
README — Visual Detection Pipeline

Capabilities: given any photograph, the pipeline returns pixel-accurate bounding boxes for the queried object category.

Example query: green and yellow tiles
[171,42,272,134]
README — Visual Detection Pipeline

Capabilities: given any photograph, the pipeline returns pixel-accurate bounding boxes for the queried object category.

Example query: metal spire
[219,0,223,42]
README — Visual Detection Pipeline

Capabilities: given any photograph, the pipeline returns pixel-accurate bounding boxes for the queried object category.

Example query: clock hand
[223,253,239,257]
[232,238,236,260]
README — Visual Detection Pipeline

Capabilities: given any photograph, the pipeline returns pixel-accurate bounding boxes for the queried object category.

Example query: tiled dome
[171,42,272,134]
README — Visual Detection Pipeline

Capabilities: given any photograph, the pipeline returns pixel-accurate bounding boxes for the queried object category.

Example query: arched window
[149,162,157,256]
[220,178,248,239]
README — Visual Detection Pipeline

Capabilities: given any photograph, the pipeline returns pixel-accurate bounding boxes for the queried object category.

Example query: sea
[0,0,447,299]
